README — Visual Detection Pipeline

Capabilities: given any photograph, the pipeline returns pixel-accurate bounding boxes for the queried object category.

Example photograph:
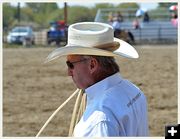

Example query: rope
[68,89,83,136]
[68,90,86,136]
[36,88,80,137]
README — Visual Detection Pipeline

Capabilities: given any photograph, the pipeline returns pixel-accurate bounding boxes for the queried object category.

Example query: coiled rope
[36,88,86,137]
[68,89,86,136]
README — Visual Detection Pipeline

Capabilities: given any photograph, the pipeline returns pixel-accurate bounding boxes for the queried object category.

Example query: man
[112,16,122,38]
[46,22,149,137]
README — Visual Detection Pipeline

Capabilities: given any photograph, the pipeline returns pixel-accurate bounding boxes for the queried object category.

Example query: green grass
[3,43,49,48]
[3,43,66,48]
[3,43,25,48]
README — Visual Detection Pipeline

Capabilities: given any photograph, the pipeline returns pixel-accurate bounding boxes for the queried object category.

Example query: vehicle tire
[47,39,51,45]
[56,40,60,46]
[32,40,35,45]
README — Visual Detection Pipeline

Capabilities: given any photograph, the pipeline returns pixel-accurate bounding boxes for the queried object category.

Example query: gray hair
[82,55,120,78]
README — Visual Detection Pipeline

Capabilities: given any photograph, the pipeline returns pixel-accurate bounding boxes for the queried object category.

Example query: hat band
[93,42,120,52]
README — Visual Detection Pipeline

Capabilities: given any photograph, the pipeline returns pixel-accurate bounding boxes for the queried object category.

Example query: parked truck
[47,20,68,46]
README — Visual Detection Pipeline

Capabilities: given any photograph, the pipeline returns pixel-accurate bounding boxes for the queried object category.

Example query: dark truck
[47,20,68,46]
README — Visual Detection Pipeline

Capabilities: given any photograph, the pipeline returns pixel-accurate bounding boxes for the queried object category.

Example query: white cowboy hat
[45,22,139,63]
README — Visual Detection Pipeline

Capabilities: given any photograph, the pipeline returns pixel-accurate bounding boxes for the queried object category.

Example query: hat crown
[67,22,114,47]
[45,22,139,63]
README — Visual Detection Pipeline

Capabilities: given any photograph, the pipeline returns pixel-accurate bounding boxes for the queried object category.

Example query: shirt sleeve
[86,121,119,137]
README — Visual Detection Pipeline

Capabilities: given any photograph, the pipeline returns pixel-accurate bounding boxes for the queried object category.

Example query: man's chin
[72,79,86,89]
[73,82,83,89]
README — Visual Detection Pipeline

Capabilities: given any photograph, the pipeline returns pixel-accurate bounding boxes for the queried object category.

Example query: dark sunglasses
[66,58,89,69]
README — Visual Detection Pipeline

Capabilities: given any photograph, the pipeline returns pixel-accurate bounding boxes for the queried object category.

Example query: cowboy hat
[45,22,138,63]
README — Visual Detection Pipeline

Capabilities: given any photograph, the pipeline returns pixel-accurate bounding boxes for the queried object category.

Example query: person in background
[116,11,124,22]
[171,12,178,28]
[143,12,150,23]
[108,12,114,25]
[112,15,122,38]
[132,18,140,29]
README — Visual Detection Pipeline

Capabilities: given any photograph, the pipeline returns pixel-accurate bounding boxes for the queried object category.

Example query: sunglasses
[66,58,89,69]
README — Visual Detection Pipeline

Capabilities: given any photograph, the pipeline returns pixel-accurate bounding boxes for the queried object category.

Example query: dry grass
[3,45,177,137]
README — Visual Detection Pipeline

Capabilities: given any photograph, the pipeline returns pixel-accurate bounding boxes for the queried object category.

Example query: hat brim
[45,38,139,63]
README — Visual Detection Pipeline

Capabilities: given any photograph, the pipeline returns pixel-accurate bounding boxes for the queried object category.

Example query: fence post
[158,26,161,41]
[139,28,142,43]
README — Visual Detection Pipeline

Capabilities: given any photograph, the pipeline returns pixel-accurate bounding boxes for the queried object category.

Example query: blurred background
[3,2,178,47]
[2,2,178,137]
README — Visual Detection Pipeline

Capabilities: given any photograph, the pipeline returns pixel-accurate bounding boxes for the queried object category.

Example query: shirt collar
[85,72,123,104]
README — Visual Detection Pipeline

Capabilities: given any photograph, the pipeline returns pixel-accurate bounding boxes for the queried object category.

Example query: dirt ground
[3,45,177,137]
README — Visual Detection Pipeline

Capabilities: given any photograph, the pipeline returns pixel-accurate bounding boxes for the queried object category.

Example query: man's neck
[93,71,118,86]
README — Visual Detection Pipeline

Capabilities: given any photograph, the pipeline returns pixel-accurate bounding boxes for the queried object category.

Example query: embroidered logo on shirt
[127,92,141,107]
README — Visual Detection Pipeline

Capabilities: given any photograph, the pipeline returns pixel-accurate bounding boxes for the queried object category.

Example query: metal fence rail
[94,8,177,44]
[95,8,172,22]
[3,22,177,46]
[120,21,177,43]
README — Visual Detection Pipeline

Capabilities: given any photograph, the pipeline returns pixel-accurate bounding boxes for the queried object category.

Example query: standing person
[107,12,114,25]
[143,12,150,23]
[46,22,149,137]
[112,16,122,38]
[132,18,140,29]
[171,12,178,28]
[116,11,124,22]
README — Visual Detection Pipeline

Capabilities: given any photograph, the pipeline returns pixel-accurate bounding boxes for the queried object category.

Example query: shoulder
[99,79,146,112]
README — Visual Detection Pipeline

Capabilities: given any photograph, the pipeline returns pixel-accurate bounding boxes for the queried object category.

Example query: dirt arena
[3,45,177,137]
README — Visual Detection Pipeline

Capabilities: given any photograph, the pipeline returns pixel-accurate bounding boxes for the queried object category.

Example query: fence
[34,30,48,46]
[95,8,177,44]
[94,8,173,22]
[120,21,177,43]
[3,23,177,46]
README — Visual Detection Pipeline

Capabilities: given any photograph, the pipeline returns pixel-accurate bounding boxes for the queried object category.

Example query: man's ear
[89,58,98,74]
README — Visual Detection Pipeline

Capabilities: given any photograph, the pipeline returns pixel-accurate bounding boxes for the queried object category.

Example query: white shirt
[73,73,149,137]
[112,21,121,30]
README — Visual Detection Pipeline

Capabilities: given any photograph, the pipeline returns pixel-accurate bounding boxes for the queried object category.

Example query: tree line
[3,2,176,31]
